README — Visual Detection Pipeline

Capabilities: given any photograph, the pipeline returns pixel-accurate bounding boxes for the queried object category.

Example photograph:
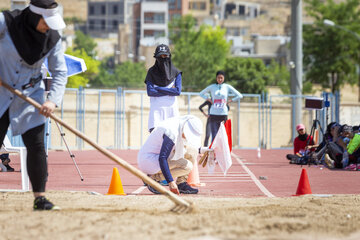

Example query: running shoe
[159,180,168,186]
[177,182,198,194]
[145,183,161,194]
[324,154,335,169]
[143,178,161,194]
[5,164,14,172]
[33,196,60,211]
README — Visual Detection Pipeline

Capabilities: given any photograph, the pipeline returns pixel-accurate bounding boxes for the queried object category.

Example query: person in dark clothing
[0,153,14,172]
[286,124,316,164]
[311,122,340,163]
[199,101,211,147]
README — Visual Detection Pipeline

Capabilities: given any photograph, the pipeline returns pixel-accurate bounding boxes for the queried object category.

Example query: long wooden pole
[0,80,191,209]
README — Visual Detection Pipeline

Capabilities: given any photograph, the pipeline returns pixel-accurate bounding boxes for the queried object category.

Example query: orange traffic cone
[107,167,126,195]
[294,168,312,196]
[187,158,205,187]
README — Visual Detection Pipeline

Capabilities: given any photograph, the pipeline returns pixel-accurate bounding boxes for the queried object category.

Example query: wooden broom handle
[0,79,191,208]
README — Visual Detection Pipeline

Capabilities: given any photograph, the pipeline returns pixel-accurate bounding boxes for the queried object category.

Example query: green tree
[93,61,147,88]
[73,30,97,57]
[169,15,231,91]
[303,0,360,93]
[223,57,271,94]
[265,60,313,95]
[63,17,85,25]
[112,61,147,88]
[267,60,291,94]
[65,48,100,88]
[90,61,115,87]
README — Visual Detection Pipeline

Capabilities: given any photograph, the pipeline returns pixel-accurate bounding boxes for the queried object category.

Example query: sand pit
[1,191,360,240]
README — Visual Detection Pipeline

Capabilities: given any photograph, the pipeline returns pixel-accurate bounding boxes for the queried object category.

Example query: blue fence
[6,88,340,150]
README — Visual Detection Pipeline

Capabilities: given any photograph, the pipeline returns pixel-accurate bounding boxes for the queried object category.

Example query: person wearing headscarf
[309,122,340,163]
[0,0,67,210]
[340,124,360,169]
[0,154,13,172]
[144,44,182,133]
[199,71,242,141]
[138,115,204,194]
[293,124,315,156]
[286,124,316,164]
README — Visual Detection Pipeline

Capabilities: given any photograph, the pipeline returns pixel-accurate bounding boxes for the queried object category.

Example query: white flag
[211,122,232,175]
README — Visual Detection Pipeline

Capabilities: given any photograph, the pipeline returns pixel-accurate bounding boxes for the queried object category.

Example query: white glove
[207,151,216,174]
[199,147,214,154]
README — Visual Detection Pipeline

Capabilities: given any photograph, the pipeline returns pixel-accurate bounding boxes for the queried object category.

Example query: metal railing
[6,88,341,150]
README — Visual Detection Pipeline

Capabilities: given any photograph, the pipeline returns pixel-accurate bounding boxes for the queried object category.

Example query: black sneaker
[177,182,198,194]
[5,164,14,172]
[144,182,161,194]
[33,196,60,211]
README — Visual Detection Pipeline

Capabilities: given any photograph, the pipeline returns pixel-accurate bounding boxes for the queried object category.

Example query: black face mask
[3,7,60,65]
[298,133,308,141]
[155,57,171,79]
[145,56,181,87]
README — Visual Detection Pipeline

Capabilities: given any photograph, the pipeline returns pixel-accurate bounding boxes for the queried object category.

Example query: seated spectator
[324,124,352,169]
[342,125,360,170]
[352,125,359,134]
[0,153,14,172]
[312,122,340,164]
[286,123,316,164]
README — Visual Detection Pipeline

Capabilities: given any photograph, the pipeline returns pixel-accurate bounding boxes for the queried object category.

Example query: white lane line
[231,152,275,198]
[201,176,251,180]
[200,174,249,179]
[201,180,254,183]
[201,173,249,177]
[131,186,146,195]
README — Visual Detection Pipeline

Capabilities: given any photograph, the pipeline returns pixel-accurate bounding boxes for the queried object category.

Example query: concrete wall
[49,90,325,151]
[47,83,360,150]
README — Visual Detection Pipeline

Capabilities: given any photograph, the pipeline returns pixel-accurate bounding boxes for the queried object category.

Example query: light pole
[324,19,360,102]
[323,19,360,40]
[290,0,303,139]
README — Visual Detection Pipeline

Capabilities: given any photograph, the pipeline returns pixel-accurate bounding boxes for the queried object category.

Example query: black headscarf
[145,57,181,87]
[3,6,60,65]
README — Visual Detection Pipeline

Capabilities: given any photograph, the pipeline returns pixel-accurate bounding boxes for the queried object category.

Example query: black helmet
[154,44,171,58]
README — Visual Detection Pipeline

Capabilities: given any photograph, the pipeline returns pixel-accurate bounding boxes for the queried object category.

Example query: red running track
[0,149,359,197]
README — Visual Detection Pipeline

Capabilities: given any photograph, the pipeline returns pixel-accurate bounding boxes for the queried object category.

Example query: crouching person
[138,115,202,194]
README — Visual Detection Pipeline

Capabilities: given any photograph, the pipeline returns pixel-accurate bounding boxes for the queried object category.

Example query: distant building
[168,0,188,21]
[115,24,131,64]
[187,0,210,24]
[251,35,290,65]
[216,0,292,65]
[11,0,28,10]
[132,1,169,60]
[221,1,260,20]
[115,0,293,67]
[87,0,127,37]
